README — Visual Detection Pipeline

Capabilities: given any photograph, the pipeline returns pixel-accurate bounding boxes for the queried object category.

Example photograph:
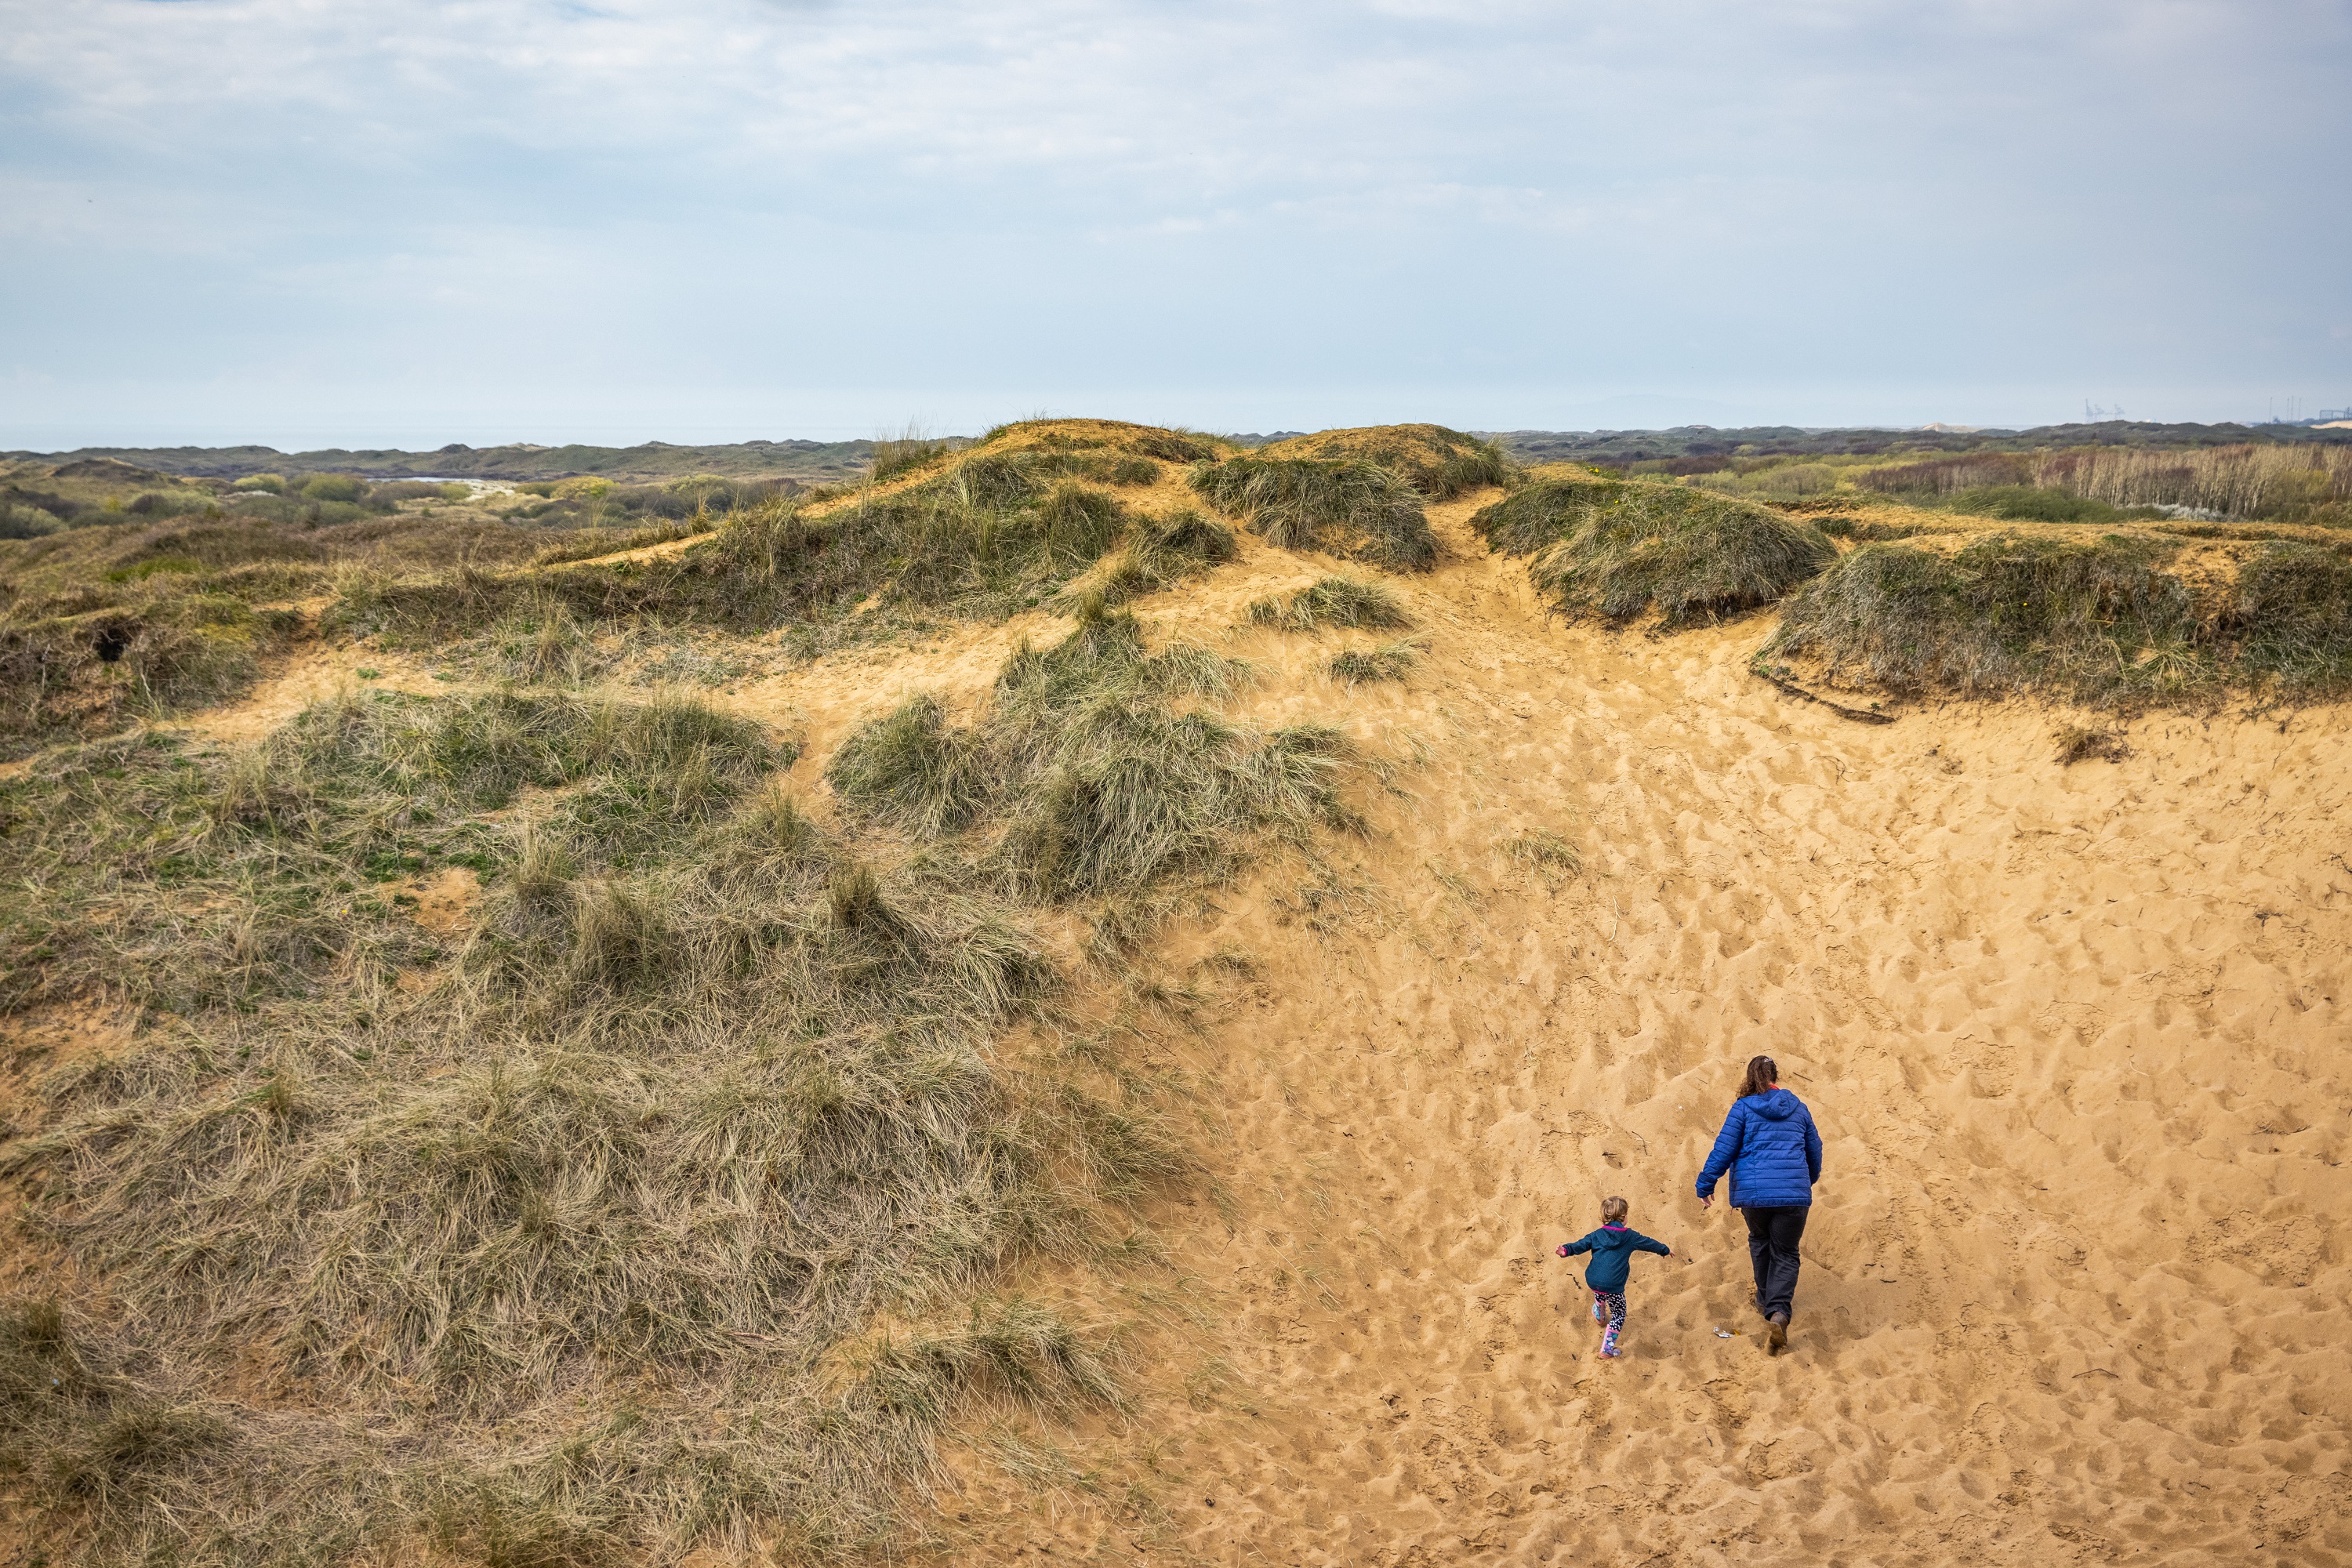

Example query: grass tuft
[1189,459,1436,572]
[1474,475,1834,626]
[1327,639,1420,685]
[1503,828,1583,877]
[1243,576,1411,632]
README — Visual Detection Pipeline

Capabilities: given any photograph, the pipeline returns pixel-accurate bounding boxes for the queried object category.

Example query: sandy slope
[928,495,2352,1564]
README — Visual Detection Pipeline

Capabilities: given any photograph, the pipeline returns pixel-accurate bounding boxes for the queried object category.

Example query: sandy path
[945,494,2352,1564]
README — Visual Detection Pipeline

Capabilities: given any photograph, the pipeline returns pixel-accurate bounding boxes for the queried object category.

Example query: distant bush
[1189,457,1436,571]
[124,491,212,518]
[233,473,287,494]
[1,504,63,539]
[1474,475,1833,625]
[300,474,368,503]
[371,480,468,504]
[1945,485,2123,524]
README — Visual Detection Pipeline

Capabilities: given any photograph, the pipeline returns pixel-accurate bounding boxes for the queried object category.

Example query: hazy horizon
[5,0,2347,449]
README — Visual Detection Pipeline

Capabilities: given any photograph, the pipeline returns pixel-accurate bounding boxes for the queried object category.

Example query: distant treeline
[1490,420,2352,466]
[2,437,880,484]
[12,420,2347,488]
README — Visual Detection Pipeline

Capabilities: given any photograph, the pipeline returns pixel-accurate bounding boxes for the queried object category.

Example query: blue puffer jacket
[1696,1087,1822,1208]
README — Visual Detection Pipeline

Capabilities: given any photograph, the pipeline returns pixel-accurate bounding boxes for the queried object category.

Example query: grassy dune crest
[1254,424,1511,499]
[1473,474,1835,625]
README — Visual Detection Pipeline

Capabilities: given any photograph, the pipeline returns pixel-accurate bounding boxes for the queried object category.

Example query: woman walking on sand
[1695,1054,1822,1356]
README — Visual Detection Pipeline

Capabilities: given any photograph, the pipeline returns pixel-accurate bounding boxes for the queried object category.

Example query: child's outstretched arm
[1635,1232,1671,1257]
[1556,1230,1595,1258]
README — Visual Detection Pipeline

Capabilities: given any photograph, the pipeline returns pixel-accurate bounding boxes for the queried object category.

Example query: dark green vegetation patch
[1473,474,1835,626]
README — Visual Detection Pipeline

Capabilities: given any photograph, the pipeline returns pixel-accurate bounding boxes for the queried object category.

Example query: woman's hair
[1600,1196,1628,1225]
[1740,1055,1780,1099]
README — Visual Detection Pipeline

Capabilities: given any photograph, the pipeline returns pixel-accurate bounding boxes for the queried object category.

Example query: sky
[2,0,2348,450]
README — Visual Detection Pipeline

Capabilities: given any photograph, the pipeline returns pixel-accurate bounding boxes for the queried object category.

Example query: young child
[1557,1196,1673,1358]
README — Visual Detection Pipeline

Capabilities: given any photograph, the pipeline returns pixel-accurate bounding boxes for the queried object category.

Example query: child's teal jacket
[1557,1223,1671,1291]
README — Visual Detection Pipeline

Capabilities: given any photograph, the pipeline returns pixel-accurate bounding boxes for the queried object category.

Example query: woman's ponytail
[1740,1055,1779,1099]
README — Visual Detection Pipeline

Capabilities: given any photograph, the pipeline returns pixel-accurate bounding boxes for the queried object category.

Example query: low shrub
[232,473,287,495]
[299,474,368,504]
[1474,475,1834,625]
[1946,485,2125,524]
[1189,458,1436,571]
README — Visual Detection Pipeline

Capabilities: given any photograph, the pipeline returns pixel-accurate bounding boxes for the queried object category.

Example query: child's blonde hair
[1601,1196,1628,1225]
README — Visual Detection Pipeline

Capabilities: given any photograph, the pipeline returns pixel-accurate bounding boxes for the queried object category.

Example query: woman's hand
[1697,1195,1712,1210]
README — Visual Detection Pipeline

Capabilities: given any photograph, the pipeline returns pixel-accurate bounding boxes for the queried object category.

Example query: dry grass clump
[1475,475,1835,626]
[0,678,1201,1563]
[830,608,1356,902]
[2233,542,2352,688]
[1503,828,1582,877]
[1327,639,1419,686]
[1255,425,1511,499]
[869,426,957,484]
[2053,724,2131,764]
[1763,532,2209,701]
[1245,577,1412,632]
[1189,459,1437,572]
[1069,508,1239,611]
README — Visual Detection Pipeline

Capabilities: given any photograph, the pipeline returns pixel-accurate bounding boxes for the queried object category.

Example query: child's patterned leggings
[1592,1289,1627,1354]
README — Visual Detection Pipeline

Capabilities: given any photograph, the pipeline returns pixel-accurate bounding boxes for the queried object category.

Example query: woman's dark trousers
[1741,1205,1809,1318]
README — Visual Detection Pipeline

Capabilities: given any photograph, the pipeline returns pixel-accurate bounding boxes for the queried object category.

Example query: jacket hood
[1747,1087,1802,1120]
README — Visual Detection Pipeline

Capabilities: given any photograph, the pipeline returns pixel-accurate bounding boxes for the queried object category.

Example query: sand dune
[916,494,2351,1563]
[10,478,2346,1564]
